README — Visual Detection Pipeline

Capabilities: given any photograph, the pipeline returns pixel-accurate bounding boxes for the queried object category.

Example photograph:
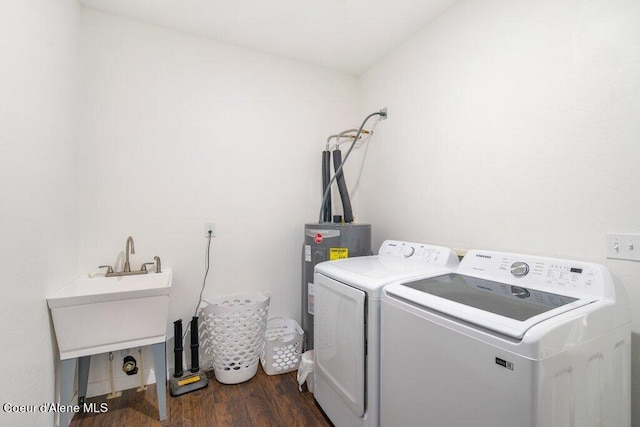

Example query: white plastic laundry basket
[199,292,270,384]
[260,317,304,375]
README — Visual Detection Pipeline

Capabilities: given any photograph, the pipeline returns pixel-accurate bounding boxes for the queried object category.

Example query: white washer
[313,240,459,427]
[381,250,631,427]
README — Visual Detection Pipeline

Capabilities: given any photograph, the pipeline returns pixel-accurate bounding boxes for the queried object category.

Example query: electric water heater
[301,222,371,350]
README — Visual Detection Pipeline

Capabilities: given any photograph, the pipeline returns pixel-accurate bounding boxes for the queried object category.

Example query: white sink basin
[47,270,172,359]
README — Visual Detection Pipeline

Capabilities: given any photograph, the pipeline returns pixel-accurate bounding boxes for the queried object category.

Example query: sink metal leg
[59,346,166,424]
[78,356,91,408]
[60,358,77,427]
[152,342,167,421]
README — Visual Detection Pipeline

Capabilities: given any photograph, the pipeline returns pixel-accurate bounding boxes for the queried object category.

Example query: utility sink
[47,270,172,360]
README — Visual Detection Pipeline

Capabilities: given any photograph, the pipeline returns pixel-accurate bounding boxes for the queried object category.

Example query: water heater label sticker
[305,245,311,262]
[330,248,349,260]
[307,283,314,315]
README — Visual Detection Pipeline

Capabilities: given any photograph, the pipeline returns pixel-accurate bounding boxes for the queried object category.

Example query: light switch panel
[606,233,640,261]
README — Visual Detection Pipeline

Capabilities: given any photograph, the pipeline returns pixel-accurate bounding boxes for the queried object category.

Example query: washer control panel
[502,257,598,290]
[378,240,456,265]
[457,250,607,298]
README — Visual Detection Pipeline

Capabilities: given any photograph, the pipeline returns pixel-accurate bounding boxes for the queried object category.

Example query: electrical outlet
[606,232,640,261]
[204,223,216,238]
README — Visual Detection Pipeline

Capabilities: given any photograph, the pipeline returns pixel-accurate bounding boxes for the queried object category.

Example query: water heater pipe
[322,150,332,222]
[318,109,387,223]
[332,148,354,223]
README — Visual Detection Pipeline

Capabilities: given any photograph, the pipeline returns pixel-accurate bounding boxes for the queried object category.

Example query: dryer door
[315,274,366,417]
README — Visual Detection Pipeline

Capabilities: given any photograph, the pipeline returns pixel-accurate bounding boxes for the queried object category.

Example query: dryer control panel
[379,240,458,266]
[457,250,612,299]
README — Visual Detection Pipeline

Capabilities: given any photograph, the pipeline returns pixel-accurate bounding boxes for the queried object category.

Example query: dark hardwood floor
[70,366,332,426]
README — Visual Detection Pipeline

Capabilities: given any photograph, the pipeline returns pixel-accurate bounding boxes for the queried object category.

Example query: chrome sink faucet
[98,236,160,277]
[124,236,135,273]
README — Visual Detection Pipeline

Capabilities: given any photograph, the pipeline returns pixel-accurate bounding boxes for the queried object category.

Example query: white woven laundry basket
[199,292,270,384]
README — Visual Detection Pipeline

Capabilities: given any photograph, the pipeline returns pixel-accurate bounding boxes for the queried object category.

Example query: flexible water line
[327,128,372,151]
[107,352,122,399]
[318,110,386,223]
[109,352,115,393]
[326,128,359,150]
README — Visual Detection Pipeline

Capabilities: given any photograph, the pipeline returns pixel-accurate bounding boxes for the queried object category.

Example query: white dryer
[313,240,459,427]
[381,250,631,427]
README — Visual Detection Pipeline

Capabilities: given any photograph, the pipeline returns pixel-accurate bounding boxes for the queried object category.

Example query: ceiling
[80,0,458,75]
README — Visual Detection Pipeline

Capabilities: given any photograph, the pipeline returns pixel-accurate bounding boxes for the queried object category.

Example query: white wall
[359,0,640,424]
[78,8,358,393]
[0,1,80,426]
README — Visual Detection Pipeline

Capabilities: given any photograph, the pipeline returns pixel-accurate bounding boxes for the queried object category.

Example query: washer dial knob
[510,262,529,277]
[403,246,415,258]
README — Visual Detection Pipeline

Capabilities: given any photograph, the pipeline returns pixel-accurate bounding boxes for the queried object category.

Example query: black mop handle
[190,317,200,373]
[173,320,184,378]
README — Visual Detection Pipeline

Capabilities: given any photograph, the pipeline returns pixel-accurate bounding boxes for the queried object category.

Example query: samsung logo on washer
[496,357,514,371]
[475,254,492,259]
